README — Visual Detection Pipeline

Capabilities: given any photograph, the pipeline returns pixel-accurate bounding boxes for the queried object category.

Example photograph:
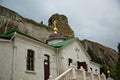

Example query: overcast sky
[0,0,120,51]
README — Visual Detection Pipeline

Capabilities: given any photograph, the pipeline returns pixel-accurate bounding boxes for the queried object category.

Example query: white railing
[55,68,72,80]
[48,66,106,80]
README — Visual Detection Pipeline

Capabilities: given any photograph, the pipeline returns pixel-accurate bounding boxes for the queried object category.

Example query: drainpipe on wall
[10,32,17,80]
[12,41,17,80]
[56,48,60,76]
[11,41,16,80]
[10,32,16,80]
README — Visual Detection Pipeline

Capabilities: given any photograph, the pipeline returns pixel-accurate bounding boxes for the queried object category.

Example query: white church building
[0,22,106,80]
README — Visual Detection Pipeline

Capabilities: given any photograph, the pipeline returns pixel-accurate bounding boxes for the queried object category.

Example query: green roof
[0,32,14,39]
[0,29,43,43]
[51,37,78,48]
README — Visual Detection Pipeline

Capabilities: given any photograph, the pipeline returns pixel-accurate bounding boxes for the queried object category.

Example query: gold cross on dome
[53,20,58,33]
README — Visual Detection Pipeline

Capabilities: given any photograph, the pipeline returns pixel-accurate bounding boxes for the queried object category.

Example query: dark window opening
[26,49,34,71]
[80,62,88,71]
[95,69,98,72]
[77,61,88,71]
[90,67,93,71]
[68,58,72,66]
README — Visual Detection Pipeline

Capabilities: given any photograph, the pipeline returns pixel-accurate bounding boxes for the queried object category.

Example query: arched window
[26,49,35,71]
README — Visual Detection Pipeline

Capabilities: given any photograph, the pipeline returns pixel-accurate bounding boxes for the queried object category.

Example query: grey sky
[0,0,120,50]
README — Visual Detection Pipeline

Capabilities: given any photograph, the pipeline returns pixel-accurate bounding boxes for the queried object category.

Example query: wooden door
[44,55,50,80]
[77,61,81,69]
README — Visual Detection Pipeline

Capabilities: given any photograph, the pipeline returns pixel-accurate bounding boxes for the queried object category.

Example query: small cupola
[46,20,66,45]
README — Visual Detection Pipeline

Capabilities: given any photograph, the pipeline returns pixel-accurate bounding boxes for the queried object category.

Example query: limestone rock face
[0,6,53,42]
[48,13,74,38]
[82,39,119,67]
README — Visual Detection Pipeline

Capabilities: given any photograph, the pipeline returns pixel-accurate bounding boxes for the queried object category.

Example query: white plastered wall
[90,61,100,74]
[0,41,13,80]
[58,40,91,73]
[12,35,57,80]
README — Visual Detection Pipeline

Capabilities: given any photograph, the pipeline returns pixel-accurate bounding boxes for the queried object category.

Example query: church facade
[0,26,105,80]
[0,6,107,80]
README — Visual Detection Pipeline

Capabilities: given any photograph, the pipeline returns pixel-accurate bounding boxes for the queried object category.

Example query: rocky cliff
[0,6,54,42]
[48,13,74,38]
[81,39,119,67]
[0,6,74,42]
